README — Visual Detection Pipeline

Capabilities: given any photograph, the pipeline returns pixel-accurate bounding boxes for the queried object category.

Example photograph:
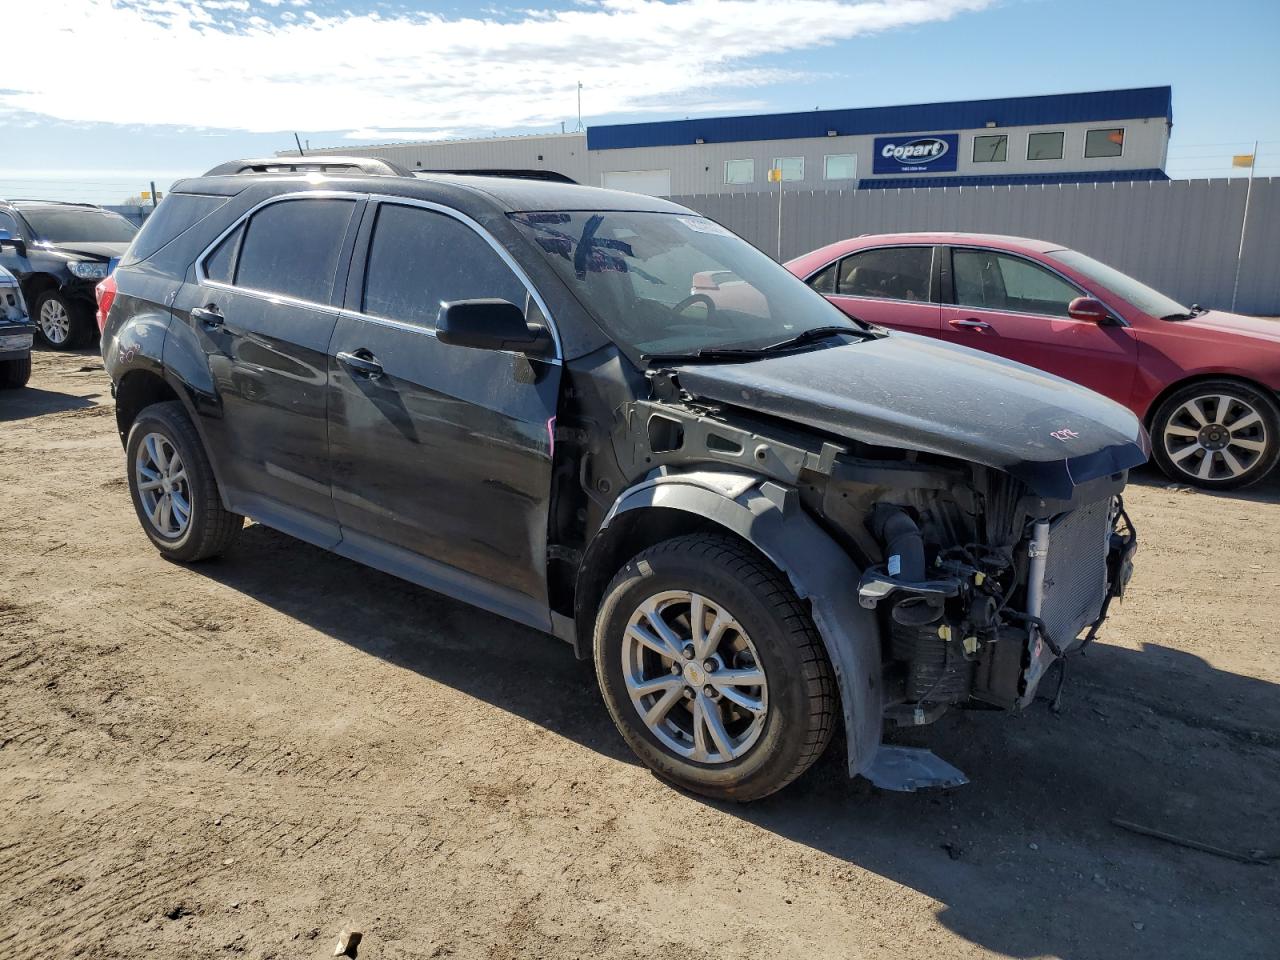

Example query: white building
[299,86,1172,197]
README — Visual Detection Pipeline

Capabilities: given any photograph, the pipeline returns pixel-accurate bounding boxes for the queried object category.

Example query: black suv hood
[674,333,1149,500]
[42,241,131,261]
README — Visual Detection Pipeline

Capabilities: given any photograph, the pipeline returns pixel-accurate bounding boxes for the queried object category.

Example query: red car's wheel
[1151,380,1280,489]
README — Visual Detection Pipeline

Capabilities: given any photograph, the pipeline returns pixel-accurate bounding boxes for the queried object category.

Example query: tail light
[95,273,117,332]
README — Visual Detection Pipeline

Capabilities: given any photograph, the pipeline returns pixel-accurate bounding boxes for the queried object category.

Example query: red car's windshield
[1050,248,1191,319]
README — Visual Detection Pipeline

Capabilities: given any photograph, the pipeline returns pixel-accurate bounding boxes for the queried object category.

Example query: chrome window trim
[800,243,939,306]
[194,189,564,361]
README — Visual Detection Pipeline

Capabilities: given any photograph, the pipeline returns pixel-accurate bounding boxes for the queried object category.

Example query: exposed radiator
[1038,498,1112,652]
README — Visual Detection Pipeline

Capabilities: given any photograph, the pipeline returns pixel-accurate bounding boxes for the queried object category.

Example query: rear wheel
[0,355,30,388]
[125,401,243,561]
[1151,380,1280,489]
[593,534,836,801]
[33,290,95,350]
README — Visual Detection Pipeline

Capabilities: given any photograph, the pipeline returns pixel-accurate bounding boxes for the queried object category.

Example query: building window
[1085,128,1125,159]
[1027,132,1064,161]
[823,154,857,180]
[771,157,804,181]
[973,134,1007,163]
[724,159,755,185]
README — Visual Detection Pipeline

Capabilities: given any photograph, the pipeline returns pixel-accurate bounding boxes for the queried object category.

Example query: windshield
[20,207,138,244]
[1050,248,1190,319]
[507,210,857,360]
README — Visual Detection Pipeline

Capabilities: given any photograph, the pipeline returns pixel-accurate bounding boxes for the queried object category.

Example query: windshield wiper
[1161,304,1208,321]
[644,325,862,364]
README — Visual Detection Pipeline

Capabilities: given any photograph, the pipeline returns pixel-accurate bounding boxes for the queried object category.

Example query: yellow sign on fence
[1232,154,1255,168]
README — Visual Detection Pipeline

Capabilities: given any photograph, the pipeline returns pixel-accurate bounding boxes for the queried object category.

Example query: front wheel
[33,290,95,350]
[593,534,836,801]
[0,355,31,388]
[125,401,244,561]
[1151,380,1280,489]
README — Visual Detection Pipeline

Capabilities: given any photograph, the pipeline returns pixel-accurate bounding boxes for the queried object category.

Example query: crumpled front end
[845,462,1137,729]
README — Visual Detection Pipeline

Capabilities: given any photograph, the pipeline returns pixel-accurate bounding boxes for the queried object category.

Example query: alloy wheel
[135,432,192,539]
[622,590,769,764]
[39,298,71,345]
[1162,393,1269,483]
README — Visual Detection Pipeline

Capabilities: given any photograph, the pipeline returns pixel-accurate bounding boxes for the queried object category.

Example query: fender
[588,469,884,778]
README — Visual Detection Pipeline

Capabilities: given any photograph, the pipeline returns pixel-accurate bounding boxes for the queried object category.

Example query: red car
[786,233,1280,489]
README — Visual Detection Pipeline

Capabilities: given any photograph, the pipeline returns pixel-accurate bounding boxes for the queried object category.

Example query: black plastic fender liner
[592,470,884,778]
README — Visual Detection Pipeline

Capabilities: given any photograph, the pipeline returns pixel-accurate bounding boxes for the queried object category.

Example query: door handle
[337,350,384,380]
[191,305,224,329]
[948,318,992,331]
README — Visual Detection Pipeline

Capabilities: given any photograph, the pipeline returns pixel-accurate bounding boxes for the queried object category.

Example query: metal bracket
[857,568,961,609]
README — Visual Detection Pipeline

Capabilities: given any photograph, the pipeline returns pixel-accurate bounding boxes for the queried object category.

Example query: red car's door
[940,247,1137,406]
[807,245,941,337]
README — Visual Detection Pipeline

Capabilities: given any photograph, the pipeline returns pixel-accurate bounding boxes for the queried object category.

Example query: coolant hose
[871,504,925,582]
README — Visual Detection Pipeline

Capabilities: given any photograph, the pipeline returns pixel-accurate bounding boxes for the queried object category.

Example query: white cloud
[1,0,994,137]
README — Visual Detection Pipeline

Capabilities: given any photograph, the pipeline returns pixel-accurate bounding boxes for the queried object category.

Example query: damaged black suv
[102,161,1146,800]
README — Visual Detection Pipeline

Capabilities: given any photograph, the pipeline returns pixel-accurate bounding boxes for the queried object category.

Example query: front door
[172,194,363,543]
[940,247,1137,405]
[326,200,561,630]
[809,245,941,337]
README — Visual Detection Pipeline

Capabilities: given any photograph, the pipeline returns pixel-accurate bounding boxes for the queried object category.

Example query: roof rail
[202,156,414,177]
[413,169,577,184]
[4,198,100,207]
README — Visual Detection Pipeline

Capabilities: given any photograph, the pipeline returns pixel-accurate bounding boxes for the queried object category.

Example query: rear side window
[836,247,932,302]
[362,203,526,328]
[203,224,243,284]
[123,193,229,266]
[234,199,357,304]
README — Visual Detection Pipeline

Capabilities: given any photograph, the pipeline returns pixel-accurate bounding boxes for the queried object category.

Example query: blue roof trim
[856,169,1171,190]
[587,87,1172,151]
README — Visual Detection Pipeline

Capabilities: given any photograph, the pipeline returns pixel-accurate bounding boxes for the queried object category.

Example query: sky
[1,0,1277,203]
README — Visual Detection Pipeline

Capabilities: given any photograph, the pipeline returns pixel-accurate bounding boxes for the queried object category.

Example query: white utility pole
[1230,140,1258,312]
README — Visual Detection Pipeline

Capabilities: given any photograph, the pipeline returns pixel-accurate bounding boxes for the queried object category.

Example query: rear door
[808,245,941,337]
[939,247,1137,405]
[325,199,561,630]
[173,193,363,544]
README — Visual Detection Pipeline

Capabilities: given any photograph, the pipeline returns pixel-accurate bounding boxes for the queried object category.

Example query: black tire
[593,533,836,802]
[1150,379,1280,490]
[0,354,30,388]
[33,289,95,350]
[125,401,243,562]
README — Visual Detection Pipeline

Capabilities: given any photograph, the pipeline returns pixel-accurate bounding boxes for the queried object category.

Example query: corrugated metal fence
[671,178,1280,315]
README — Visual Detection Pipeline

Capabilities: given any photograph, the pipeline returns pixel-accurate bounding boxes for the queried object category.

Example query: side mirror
[436,298,554,356]
[1068,296,1111,324]
[0,233,26,258]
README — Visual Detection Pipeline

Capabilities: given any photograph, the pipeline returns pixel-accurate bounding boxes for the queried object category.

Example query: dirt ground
[1,348,1277,960]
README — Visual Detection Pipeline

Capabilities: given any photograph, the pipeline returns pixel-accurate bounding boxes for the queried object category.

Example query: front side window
[953,249,1081,317]
[724,159,754,185]
[18,206,137,244]
[835,247,933,302]
[1085,128,1125,159]
[824,154,857,180]
[0,211,20,237]
[233,198,356,304]
[1027,132,1065,161]
[362,204,526,327]
[973,135,1007,163]
[771,157,804,181]
[508,210,857,361]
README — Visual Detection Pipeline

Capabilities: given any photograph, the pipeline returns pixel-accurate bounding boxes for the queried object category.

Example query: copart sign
[872,133,959,174]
